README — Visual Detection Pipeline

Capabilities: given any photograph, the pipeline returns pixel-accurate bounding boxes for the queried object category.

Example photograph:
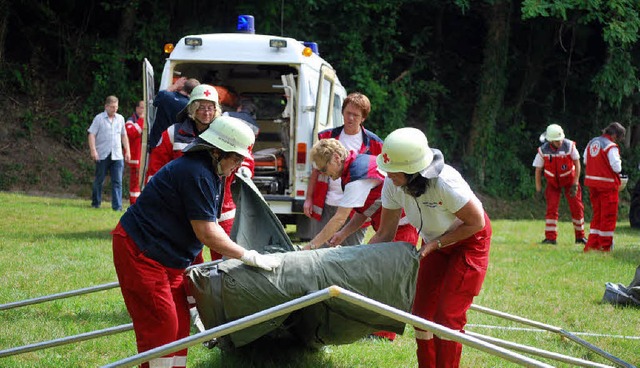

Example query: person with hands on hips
[111,118,279,368]
[368,127,492,368]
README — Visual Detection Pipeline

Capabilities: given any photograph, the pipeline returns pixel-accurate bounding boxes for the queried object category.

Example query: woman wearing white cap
[112,117,280,368]
[369,127,492,368]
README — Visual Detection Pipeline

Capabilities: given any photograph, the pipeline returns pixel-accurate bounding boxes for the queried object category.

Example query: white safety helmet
[376,127,434,174]
[545,124,565,142]
[188,84,219,105]
[183,116,255,158]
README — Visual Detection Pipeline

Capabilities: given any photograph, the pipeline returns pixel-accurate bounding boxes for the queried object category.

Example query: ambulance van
[142,16,347,239]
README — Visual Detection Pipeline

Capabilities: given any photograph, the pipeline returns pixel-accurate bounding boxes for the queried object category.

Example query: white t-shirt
[341,178,381,208]
[325,130,365,206]
[381,165,479,240]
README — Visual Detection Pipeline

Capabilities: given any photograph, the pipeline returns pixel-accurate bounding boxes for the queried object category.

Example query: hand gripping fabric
[241,250,281,271]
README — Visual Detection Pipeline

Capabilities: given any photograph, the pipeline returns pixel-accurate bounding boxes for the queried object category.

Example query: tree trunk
[467,1,512,186]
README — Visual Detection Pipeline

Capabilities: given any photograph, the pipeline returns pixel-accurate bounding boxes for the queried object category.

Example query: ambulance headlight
[185,37,203,47]
[270,39,287,49]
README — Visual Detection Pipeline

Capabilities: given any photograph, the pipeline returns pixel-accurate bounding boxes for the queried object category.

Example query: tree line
[2,0,640,199]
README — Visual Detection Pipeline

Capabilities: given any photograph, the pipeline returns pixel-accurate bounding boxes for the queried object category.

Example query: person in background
[149,77,200,149]
[125,100,145,205]
[224,96,259,136]
[303,92,383,246]
[112,118,280,368]
[583,122,626,252]
[88,95,130,211]
[532,123,586,245]
[369,127,491,368]
[146,85,254,262]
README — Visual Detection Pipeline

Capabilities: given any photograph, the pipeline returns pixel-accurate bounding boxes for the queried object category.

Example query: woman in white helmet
[369,127,492,368]
[112,117,280,368]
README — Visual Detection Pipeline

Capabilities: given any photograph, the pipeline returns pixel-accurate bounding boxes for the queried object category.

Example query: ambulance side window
[332,94,343,127]
[317,77,332,127]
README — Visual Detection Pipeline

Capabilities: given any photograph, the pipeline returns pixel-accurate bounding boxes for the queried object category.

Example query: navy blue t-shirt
[120,151,222,268]
[150,90,189,148]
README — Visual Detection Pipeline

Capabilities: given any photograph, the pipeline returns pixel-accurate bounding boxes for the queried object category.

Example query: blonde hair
[187,100,222,120]
[310,138,348,169]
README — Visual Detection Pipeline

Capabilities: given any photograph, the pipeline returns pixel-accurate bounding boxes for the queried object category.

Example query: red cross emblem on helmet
[204,89,211,97]
[383,152,390,163]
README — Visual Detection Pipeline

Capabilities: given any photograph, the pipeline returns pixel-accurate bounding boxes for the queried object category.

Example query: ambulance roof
[169,33,329,69]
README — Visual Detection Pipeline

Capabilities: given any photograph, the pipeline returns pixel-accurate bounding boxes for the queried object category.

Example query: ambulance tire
[629,180,640,228]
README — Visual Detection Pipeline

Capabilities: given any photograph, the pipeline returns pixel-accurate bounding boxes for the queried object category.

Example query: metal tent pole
[0,282,120,311]
[470,304,635,368]
[0,324,133,358]
[103,286,553,368]
[465,330,614,368]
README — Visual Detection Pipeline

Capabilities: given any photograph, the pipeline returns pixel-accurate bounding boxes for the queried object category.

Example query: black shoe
[575,238,587,244]
[541,239,557,245]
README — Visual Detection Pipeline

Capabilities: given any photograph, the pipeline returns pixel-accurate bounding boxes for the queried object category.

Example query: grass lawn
[0,191,639,367]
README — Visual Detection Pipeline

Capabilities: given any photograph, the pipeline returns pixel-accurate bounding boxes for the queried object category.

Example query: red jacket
[125,115,144,168]
[310,127,383,220]
[537,139,576,188]
[584,134,620,190]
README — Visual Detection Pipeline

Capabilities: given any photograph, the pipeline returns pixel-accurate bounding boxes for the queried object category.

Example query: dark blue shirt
[120,151,222,268]
[150,90,189,149]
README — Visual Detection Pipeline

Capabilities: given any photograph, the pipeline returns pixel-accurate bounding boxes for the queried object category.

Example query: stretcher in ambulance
[141,16,347,239]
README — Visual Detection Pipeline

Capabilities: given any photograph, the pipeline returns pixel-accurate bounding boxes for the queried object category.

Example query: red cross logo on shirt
[383,153,390,163]
[204,89,211,97]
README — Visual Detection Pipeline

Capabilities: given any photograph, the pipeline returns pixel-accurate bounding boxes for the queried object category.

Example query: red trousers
[112,222,190,368]
[413,213,491,368]
[585,187,619,252]
[128,166,141,205]
[544,184,585,240]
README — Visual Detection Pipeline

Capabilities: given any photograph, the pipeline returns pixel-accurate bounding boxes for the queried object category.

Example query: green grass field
[0,192,639,367]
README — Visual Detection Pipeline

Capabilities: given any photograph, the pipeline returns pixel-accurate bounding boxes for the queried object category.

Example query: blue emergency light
[237,15,255,34]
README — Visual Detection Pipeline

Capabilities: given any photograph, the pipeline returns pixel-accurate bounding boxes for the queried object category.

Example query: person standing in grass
[124,100,144,205]
[112,118,280,368]
[88,95,130,211]
[369,127,491,368]
[532,123,586,245]
[583,122,626,252]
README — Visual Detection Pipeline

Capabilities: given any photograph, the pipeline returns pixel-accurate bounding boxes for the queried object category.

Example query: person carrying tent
[111,118,280,368]
[369,127,492,368]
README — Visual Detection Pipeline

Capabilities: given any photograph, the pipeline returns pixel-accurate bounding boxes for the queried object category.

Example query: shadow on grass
[55,229,113,241]
[191,339,337,368]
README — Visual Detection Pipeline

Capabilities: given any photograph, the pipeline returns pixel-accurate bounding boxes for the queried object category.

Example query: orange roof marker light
[303,42,319,55]
[163,43,175,54]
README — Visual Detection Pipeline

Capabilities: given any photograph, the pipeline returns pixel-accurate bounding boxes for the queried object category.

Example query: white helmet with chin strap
[183,116,255,158]
[376,127,433,174]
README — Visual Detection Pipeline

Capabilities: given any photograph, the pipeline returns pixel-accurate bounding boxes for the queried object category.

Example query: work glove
[241,250,281,271]
[236,166,252,180]
[569,184,578,197]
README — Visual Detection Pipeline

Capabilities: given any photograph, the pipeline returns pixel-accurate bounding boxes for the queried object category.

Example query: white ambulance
[142,16,347,239]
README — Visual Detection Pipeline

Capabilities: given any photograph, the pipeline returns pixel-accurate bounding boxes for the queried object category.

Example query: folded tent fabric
[188,175,420,350]
[188,242,419,349]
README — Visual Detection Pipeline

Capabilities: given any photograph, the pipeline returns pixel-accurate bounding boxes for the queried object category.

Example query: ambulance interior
[172,63,298,195]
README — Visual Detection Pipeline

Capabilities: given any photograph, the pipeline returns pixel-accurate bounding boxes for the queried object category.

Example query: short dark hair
[183,78,200,95]
[342,92,371,120]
